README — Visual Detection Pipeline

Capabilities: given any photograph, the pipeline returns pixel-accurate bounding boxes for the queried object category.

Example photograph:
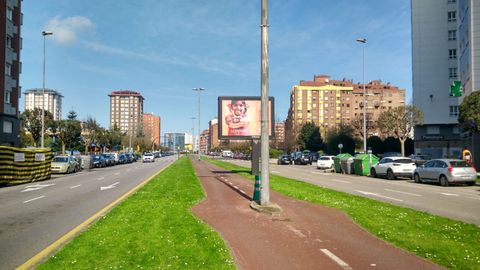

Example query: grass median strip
[206,158,480,270]
[38,157,235,270]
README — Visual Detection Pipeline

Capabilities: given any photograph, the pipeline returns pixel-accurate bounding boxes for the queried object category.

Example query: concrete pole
[41,31,52,148]
[260,0,270,205]
[356,38,367,153]
[193,88,205,160]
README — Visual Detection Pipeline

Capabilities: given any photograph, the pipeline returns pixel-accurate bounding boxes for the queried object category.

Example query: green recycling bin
[353,153,380,176]
[333,153,352,173]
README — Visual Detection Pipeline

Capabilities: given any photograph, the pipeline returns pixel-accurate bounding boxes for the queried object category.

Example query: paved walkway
[191,159,444,270]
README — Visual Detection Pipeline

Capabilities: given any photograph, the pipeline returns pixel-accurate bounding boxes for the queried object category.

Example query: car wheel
[466,181,475,186]
[413,173,422,183]
[370,168,377,178]
[387,170,395,180]
[439,175,449,187]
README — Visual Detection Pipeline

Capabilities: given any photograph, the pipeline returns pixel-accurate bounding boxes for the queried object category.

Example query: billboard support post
[260,0,270,205]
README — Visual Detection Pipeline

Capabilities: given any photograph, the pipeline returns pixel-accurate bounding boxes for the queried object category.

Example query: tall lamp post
[356,37,367,153]
[192,88,205,160]
[41,31,53,148]
[190,116,196,153]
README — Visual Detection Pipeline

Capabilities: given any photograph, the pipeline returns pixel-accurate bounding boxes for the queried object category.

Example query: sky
[20,0,412,135]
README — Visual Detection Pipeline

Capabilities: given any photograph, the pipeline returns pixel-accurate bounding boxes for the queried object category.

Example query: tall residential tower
[108,90,144,136]
[24,88,63,121]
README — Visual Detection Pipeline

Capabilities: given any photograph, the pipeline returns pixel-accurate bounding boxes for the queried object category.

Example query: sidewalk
[191,159,444,270]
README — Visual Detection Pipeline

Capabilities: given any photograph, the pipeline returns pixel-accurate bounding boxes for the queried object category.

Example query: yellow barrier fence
[0,146,52,185]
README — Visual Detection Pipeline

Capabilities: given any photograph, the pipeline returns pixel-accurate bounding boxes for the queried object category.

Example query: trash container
[81,155,92,171]
[334,153,352,173]
[340,157,355,174]
[353,154,380,176]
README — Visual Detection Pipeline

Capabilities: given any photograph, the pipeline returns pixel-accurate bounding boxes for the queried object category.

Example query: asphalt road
[0,155,176,270]
[227,159,480,225]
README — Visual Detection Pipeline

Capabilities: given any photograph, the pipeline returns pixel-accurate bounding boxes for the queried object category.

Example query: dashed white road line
[70,184,82,189]
[440,192,460,197]
[384,188,421,197]
[331,179,351,184]
[97,177,105,181]
[320,249,352,270]
[23,196,45,204]
[287,225,306,238]
[357,190,404,202]
[271,170,280,173]
[114,172,120,175]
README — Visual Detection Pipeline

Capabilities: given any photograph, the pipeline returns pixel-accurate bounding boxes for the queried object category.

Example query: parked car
[309,152,319,162]
[142,153,155,163]
[91,155,107,168]
[51,156,78,174]
[413,159,477,186]
[102,153,114,166]
[293,151,312,165]
[317,155,335,170]
[382,152,402,158]
[408,154,431,166]
[118,153,128,164]
[277,154,292,165]
[370,157,416,180]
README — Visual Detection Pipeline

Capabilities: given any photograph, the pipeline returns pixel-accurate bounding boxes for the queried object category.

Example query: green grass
[207,158,480,270]
[39,157,235,270]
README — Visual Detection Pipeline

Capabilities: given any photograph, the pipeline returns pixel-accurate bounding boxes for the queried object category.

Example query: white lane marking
[331,179,351,184]
[320,249,352,270]
[271,170,280,173]
[357,190,404,202]
[440,192,460,197]
[233,186,239,189]
[384,188,422,197]
[23,196,46,204]
[70,184,82,189]
[287,225,306,238]
[114,172,120,175]
[21,183,56,192]
[100,182,120,191]
[97,177,105,181]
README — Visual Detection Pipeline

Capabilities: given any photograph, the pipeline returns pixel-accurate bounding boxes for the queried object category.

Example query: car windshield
[53,157,68,163]
[450,161,472,168]
[92,156,100,160]
[320,157,331,160]
[393,159,413,163]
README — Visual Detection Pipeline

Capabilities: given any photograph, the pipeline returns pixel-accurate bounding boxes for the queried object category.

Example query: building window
[426,125,440,134]
[448,11,456,22]
[3,121,13,133]
[5,90,11,104]
[448,30,456,41]
[449,67,457,78]
[449,106,459,117]
[447,0,456,3]
[6,35,13,49]
[449,49,457,59]
[5,63,12,76]
[6,7,13,21]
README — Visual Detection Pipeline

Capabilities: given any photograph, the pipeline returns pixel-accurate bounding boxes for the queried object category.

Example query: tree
[82,117,101,154]
[56,110,83,154]
[367,136,384,156]
[297,122,323,151]
[383,136,401,153]
[378,105,423,157]
[325,125,356,155]
[350,113,377,139]
[19,108,54,147]
[458,91,480,133]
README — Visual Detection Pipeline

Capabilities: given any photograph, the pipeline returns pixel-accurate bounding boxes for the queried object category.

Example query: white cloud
[44,16,94,45]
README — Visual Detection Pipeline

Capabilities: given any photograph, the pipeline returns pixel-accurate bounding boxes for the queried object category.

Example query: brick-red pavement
[191,159,444,270]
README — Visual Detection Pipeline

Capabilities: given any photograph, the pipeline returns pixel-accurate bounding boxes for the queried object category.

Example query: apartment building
[109,90,144,136]
[143,113,161,148]
[208,118,219,152]
[1,0,22,146]
[199,129,209,154]
[274,122,285,149]
[164,133,185,152]
[412,0,479,167]
[285,75,405,149]
[24,88,63,121]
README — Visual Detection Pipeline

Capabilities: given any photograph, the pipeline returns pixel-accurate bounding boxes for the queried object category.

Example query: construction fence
[0,146,52,186]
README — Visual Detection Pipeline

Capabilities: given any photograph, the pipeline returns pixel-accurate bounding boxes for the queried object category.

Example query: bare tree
[378,106,423,157]
[82,117,100,154]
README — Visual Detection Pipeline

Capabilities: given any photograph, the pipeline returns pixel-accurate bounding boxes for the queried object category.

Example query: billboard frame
[218,96,275,140]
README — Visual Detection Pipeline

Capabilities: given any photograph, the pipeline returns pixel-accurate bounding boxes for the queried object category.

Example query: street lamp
[41,31,53,148]
[356,37,367,153]
[192,87,205,160]
[190,116,196,153]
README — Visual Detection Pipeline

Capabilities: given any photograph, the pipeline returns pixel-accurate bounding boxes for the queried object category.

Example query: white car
[142,153,155,163]
[317,155,335,170]
[370,157,416,180]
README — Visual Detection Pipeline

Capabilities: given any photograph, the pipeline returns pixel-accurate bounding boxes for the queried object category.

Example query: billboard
[218,96,275,140]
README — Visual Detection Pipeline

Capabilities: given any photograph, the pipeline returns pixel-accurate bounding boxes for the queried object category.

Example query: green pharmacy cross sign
[450,81,462,97]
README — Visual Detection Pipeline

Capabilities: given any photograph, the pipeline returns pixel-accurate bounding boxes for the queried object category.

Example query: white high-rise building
[108,90,144,135]
[24,88,63,121]
[411,0,479,167]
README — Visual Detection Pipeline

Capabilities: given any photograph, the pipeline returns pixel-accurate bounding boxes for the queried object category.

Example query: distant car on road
[91,155,107,168]
[317,155,335,170]
[277,154,292,165]
[51,156,78,174]
[370,157,416,180]
[142,153,155,163]
[413,159,477,186]
[293,151,312,165]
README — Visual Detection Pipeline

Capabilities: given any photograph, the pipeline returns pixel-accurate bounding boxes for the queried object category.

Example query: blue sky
[20,0,412,134]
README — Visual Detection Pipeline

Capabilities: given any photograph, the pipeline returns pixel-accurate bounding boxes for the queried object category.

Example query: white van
[222,150,233,158]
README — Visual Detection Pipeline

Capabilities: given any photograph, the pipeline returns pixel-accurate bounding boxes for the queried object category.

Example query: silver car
[413,159,477,186]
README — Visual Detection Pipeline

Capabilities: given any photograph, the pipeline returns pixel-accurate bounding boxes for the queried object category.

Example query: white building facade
[24,88,63,121]
[411,0,479,167]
